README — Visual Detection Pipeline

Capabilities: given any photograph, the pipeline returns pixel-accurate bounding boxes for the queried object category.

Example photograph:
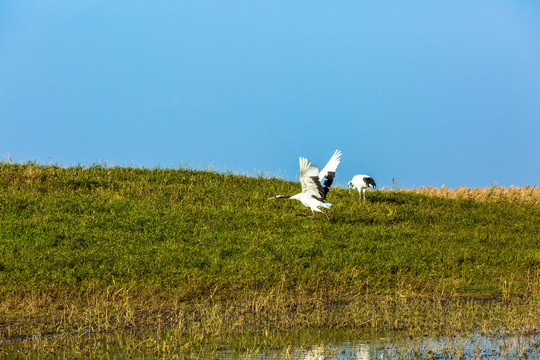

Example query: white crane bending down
[269,150,342,221]
[348,174,376,201]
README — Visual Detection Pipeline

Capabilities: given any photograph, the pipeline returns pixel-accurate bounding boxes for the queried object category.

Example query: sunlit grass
[395,184,540,205]
[1,162,539,357]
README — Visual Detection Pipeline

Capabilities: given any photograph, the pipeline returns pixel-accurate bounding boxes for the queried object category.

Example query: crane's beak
[268,196,276,200]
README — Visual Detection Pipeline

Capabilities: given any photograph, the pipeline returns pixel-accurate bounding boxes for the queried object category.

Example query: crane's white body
[348,174,376,201]
[270,150,342,221]
[289,192,332,215]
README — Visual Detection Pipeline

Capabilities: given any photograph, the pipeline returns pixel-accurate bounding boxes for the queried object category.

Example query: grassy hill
[1,163,540,338]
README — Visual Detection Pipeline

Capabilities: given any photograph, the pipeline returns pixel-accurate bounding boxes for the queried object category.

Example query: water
[214,331,540,359]
[2,330,540,359]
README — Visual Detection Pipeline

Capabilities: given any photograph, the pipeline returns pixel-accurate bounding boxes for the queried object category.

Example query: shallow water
[2,330,540,359]
[215,331,540,359]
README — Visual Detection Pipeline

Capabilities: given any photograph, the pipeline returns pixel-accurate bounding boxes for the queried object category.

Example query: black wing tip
[364,177,376,188]
[321,172,336,199]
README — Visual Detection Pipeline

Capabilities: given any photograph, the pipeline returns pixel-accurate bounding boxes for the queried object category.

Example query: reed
[2,286,540,345]
[2,294,540,358]
[393,184,540,205]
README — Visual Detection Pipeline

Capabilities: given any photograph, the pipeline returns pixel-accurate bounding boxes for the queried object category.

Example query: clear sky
[1,1,539,188]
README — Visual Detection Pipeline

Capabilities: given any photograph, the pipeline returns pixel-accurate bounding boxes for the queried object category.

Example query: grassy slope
[1,163,539,300]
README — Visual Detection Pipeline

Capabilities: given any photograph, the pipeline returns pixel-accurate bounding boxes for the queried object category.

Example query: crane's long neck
[275,195,291,199]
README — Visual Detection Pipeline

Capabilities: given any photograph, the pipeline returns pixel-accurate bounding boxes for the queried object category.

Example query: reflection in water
[3,330,540,359]
[216,331,540,359]
[302,343,370,360]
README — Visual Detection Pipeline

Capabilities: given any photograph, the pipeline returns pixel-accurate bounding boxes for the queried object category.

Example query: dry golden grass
[3,284,540,340]
[390,185,540,205]
[3,287,540,358]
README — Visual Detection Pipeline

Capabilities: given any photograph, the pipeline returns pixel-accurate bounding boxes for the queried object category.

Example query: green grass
[1,162,540,342]
[1,162,538,298]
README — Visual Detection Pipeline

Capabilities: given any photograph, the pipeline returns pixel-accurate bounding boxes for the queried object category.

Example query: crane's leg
[321,211,331,222]
[296,211,326,220]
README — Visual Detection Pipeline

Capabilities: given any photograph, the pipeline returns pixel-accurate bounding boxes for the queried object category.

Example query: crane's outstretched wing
[299,157,325,200]
[318,149,342,199]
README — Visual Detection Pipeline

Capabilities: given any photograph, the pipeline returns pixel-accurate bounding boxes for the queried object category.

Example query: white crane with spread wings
[269,150,342,221]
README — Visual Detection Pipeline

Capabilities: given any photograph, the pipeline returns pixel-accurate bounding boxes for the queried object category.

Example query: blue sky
[1,1,539,188]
